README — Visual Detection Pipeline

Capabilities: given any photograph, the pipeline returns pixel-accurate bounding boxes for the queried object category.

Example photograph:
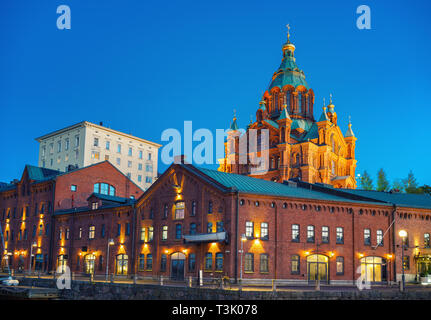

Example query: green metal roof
[87,192,132,204]
[340,189,431,210]
[25,165,61,181]
[192,166,385,205]
[268,55,309,91]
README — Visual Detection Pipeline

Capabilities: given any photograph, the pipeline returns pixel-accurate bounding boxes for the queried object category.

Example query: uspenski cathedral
[218,27,357,189]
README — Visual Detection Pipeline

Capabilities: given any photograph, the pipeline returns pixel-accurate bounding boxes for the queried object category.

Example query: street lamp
[239,234,246,289]
[28,242,37,275]
[399,230,407,292]
[106,238,115,281]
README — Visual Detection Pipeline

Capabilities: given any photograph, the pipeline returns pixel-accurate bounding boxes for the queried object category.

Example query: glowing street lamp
[399,230,407,292]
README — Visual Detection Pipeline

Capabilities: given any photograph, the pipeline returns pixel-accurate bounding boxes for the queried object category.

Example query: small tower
[344,117,357,187]
[226,112,241,174]
[276,105,293,181]
[326,94,338,125]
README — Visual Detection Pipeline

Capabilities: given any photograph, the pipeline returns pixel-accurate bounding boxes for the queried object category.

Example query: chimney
[99,121,103,126]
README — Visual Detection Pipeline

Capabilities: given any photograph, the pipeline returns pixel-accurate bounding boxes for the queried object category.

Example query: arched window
[116,254,128,275]
[273,92,279,112]
[284,91,290,108]
[297,93,302,113]
[331,134,336,153]
[93,183,116,196]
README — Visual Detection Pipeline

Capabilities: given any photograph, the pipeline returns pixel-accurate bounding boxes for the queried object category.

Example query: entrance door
[307,254,328,284]
[360,256,386,283]
[170,252,185,281]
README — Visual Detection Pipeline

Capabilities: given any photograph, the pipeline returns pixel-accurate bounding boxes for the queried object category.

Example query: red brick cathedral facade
[218,31,357,189]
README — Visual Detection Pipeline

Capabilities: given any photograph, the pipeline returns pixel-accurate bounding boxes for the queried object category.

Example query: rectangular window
[116,158,121,165]
[117,224,121,237]
[175,202,185,220]
[126,223,130,236]
[106,141,110,150]
[175,224,182,239]
[128,161,132,168]
[336,256,344,275]
[140,227,146,241]
[146,164,153,172]
[260,254,269,273]
[66,228,70,240]
[291,255,300,274]
[57,141,62,153]
[215,253,223,271]
[146,254,153,270]
[75,136,80,147]
[91,151,100,159]
[425,233,430,248]
[189,253,196,272]
[94,138,99,147]
[207,222,213,233]
[71,185,77,192]
[65,139,69,150]
[307,225,315,243]
[160,254,167,272]
[216,221,224,233]
[89,226,95,239]
[244,253,254,272]
[402,232,409,247]
[205,253,212,270]
[322,226,329,243]
[138,163,143,171]
[162,226,168,240]
[148,226,153,241]
[139,150,143,159]
[189,223,197,235]
[145,176,152,183]
[128,147,132,156]
[117,144,121,153]
[292,224,300,242]
[336,227,344,244]
[364,228,371,246]
[245,221,254,238]
[78,227,82,239]
[261,222,269,240]
[208,201,213,214]
[377,229,384,246]
[148,153,152,160]
[191,201,197,216]
[100,225,105,238]
[138,254,145,271]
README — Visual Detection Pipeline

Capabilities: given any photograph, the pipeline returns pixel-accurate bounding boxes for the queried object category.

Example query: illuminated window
[116,254,128,275]
[292,224,300,242]
[205,253,212,270]
[336,227,344,244]
[175,202,185,220]
[403,256,410,270]
[89,226,95,239]
[307,225,315,243]
[148,227,153,241]
[261,222,269,240]
[425,233,430,248]
[244,253,254,272]
[291,255,300,274]
[322,226,329,243]
[138,254,145,271]
[216,221,224,233]
[364,229,371,246]
[140,227,146,241]
[245,221,254,238]
[162,226,168,240]
[216,253,224,271]
[91,202,98,210]
[84,254,95,274]
[336,256,344,275]
[260,254,269,273]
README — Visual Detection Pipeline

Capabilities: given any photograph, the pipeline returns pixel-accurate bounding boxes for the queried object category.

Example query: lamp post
[28,242,37,275]
[399,230,407,292]
[239,234,246,289]
[106,239,114,281]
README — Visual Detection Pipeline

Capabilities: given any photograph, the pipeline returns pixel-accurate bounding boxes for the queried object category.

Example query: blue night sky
[1,0,430,186]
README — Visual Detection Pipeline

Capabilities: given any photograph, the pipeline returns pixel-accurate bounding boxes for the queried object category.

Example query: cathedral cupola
[326,94,337,125]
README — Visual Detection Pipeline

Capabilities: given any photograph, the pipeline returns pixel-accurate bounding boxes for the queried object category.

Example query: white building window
[57,141,61,153]
[65,139,69,150]
[138,163,142,171]
[145,176,152,183]
[75,136,80,147]
[106,141,110,150]
[117,144,121,153]
[94,138,99,147]
[116,158,121,165]
[139,150,143,159]
[128,161,132,168]
[42,146,46,157]
[128,147,132,156]
[138,175,142,182]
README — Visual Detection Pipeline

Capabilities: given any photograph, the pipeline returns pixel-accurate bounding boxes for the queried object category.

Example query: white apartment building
[35,121,161,190]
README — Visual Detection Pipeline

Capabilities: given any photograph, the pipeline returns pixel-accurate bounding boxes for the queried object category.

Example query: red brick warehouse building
[0,161,143,273]
[49,162,431,285]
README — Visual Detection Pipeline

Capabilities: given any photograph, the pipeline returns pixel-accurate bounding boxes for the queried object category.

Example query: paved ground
[4,272,431,293]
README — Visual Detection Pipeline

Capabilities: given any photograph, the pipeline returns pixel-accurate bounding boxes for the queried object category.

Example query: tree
[418,185,431,195]
[403,170,420,194]
[376,168,390,192]
[359,170,374,190]
[392,179,404,193]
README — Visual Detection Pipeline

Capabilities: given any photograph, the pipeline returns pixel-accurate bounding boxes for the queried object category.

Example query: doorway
[307,254,329,284]
[170,252,185,281]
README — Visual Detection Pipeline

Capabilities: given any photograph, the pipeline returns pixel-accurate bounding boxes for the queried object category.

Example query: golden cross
[329,93,333,104]
[286,24,291,41]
